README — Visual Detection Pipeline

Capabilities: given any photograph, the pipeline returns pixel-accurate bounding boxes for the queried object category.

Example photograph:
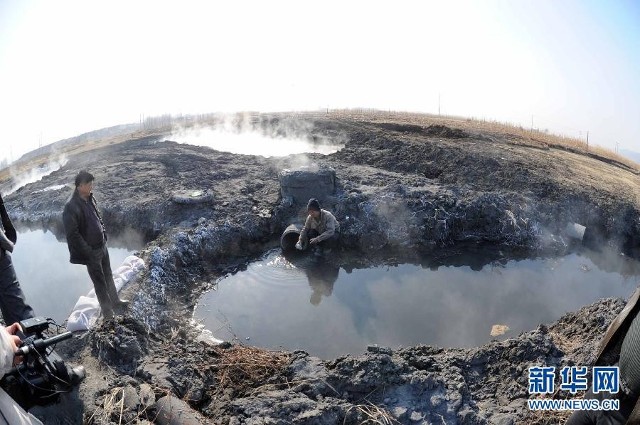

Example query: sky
[0,0,638,164]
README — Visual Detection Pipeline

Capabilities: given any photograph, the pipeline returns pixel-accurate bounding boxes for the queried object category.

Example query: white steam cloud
[3,155,68,195]
[167,113,345,158]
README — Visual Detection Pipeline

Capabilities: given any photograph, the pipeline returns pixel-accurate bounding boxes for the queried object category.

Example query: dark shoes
[101,299,129,321]
[114,299,130,315]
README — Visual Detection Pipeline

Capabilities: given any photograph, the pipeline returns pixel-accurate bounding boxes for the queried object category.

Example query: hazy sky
[0,0,638,164]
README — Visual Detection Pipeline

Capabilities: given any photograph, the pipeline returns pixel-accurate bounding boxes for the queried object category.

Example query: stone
[122,384,140,410]
[139,383,156,409]
[366,345,393,355]
[279,166,336,206]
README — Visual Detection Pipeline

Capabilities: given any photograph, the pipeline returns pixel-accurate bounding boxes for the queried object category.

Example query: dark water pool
[10,229,136,323]
[194,248,640,359]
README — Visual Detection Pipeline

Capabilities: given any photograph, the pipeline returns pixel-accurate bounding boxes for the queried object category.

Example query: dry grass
[548,328,583,356]
[207,344,400,424]
[329,109,626,168]
[346,402,401,425]
[210,344,291,397]
[87,386,160,425]
[324,109,639,173]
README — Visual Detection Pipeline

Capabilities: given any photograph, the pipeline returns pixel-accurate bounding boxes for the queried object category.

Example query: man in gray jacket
[296,198,340,253]
[62,171,128,320]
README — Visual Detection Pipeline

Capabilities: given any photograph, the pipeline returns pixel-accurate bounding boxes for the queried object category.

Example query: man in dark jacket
[62,171,128,320]
[0,193,35,325]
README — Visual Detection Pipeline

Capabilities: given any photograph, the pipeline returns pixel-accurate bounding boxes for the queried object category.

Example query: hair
[75,170,94,187]
[307,198,321,212]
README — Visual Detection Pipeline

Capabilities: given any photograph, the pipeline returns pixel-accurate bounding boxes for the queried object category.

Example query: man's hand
[295,240,303,250]
[309,237,318,245]
[5,323,23,365]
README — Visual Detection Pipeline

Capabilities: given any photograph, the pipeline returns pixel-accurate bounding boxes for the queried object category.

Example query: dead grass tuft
[211,345,290,397]
[346,402,400,425]
[548,329,582,356]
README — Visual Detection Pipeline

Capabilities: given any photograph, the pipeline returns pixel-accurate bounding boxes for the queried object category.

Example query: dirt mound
[90,317,150,374]
[372,122,469,139]
[423,124,469,138]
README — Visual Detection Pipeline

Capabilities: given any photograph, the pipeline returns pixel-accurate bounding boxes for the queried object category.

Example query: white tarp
[66,255,145,331]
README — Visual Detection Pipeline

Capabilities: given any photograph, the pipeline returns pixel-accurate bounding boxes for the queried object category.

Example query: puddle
[194,248,640,359]
[168,127,343,157]
[10,229,137,324]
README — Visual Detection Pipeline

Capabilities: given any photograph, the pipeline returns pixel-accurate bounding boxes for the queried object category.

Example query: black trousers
[0,252,35,325]
[86,245,120,317]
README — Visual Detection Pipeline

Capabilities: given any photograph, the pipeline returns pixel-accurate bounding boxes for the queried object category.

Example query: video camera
[0,317,85,410]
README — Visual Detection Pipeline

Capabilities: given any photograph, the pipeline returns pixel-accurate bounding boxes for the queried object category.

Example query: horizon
[1,1,638,164]
[11,109,639,164]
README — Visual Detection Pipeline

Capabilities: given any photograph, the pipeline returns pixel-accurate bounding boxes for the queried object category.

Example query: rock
[122,384,140,410]
[139,383,156,409]
[155,395,207,425]
[367,345,393,355]
[410,410,424,422]
[171,190,214,204]
[279,166,336,206]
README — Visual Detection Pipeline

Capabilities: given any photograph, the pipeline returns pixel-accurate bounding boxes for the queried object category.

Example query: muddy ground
[2,111,640,424]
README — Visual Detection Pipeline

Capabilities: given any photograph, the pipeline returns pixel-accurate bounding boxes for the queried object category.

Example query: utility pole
[586,131,589,152]
[438,93,441,116]
[531,115,534,132]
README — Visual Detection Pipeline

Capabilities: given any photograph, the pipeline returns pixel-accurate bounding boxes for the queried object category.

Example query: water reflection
[10,229,135,323]
[195,248,640,359]
[280,251,340,306]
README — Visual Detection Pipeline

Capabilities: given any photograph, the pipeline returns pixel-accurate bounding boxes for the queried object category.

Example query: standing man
[63,171,128,320]
[296,198,340,253]
[0,194,35,325]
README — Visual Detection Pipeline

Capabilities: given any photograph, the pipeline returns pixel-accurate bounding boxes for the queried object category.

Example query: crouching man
[296,198,340,254]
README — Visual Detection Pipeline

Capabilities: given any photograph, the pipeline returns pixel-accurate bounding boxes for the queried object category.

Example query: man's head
[75,170,94,198]
[307,198,321,218]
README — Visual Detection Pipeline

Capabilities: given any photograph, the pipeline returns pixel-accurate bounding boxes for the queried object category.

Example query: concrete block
[279,166,336,206]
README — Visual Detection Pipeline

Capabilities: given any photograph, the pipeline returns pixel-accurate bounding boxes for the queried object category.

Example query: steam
[167,113,346,158]
[107,226,147,251]
[369,192,416,248]
[31,184,67,194]
[2,154,68,195]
